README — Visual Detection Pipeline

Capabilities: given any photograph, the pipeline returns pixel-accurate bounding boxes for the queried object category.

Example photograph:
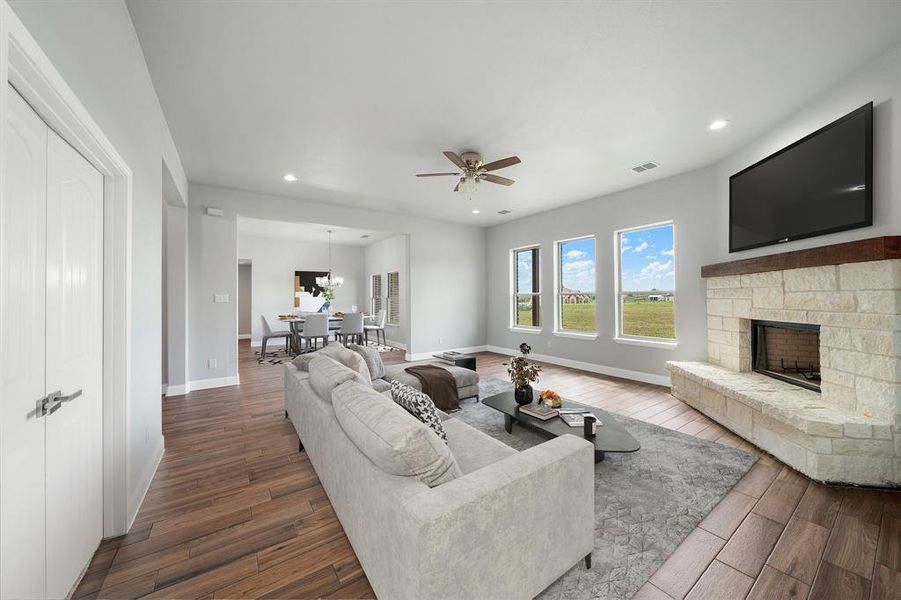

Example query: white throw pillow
[308,355,366,401]
[333,381,461,487]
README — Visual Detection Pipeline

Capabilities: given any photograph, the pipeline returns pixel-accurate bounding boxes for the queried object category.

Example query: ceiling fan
[416,151,521,193]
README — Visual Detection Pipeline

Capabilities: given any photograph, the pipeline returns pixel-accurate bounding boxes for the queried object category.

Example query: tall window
[512,246,540,329]
[616,222,676,341]
[371,274,383,314]
[556,237,596,333]
[387,272,400,325]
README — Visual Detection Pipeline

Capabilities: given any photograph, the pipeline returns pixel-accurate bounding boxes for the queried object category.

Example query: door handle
[39,389,82,417]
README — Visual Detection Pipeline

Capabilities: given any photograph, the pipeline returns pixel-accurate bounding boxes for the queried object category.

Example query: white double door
[1,85,104,599]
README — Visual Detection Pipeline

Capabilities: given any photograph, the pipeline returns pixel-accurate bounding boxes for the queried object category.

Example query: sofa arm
[403,434,595,600]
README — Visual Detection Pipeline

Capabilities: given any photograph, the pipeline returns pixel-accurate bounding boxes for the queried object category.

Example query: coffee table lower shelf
[483,391,640,463]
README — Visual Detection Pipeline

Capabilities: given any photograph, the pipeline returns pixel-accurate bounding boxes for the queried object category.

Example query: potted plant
[507,343,541,405]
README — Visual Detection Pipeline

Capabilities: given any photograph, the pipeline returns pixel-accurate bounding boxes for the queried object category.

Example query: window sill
[509,327,542,335]
[614,336,678,349]
[553,330,598,340]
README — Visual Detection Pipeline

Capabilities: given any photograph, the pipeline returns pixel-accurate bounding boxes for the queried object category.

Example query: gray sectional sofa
[284,347,595,600]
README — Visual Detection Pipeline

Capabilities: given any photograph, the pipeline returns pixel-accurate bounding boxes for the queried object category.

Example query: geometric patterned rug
[459,378,759,600]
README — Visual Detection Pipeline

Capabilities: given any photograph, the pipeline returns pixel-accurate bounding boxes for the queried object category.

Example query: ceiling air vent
[497,209,513,215]
[631,161,659,173]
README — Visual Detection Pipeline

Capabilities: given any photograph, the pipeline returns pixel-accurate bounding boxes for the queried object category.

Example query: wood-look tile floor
[73,342,900,599]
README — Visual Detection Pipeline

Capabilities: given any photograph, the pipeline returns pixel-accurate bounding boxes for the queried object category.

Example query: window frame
[387,271,400,326]
[553,235,598,339]
[370,273,383,315]
[613,221,678,349]
[510,244,542,332]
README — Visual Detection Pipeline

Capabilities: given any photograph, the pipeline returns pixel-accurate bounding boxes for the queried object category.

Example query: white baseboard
[127,434,164,531]
[406,345,488,362]
[187,375,241,392]
[238,334,251,340]
[165,376,240,396]
[165,383,187,396]
[486,345,671,387]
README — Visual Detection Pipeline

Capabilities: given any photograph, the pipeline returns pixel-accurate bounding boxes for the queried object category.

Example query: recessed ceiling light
[472,209,480,214]
[283,173,297,182]
[708,120,730,131]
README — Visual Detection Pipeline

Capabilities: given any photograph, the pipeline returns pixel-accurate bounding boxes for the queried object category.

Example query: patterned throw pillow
[390,381,447,442]
[349,344,385,380]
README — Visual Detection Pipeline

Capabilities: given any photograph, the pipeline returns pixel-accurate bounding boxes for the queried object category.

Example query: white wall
[487,167,717,384]
[187,183,486,381]
[486,43,901,385]
[364,234,410,348]
[238,263,252,337]
[166,204,188,391]
[161,197,168,387]
[8,0,187,522]
[237,235,366,345]
[713,44,901,261]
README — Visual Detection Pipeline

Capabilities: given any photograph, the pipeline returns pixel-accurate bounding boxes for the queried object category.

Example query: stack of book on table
[518,402,559,420]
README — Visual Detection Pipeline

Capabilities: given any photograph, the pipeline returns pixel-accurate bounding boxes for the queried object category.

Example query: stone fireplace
[668,237,901,487]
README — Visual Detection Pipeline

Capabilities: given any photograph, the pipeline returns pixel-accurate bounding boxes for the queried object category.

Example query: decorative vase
[514,385,533,406]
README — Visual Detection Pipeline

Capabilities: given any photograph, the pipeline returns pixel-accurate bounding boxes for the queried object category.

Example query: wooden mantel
[701,236,901,278]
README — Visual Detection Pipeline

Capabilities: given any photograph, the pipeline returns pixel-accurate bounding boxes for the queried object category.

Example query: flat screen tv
[729,102,873,253]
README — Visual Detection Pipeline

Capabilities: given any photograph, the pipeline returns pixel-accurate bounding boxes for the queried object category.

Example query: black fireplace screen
[751,320,821,392]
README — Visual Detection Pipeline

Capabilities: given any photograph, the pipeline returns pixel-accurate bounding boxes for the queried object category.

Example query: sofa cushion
[317,343,372,382]
[348,343,386,379]
[383,363,478,392]
[371,378,392,393]
[309,355,366,401]
[390,381,447,441]
[443,418,518,474]
[333,382,461,487]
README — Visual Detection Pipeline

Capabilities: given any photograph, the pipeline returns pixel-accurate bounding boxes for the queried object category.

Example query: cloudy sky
[559,237,596,293]
[620,224,675,292]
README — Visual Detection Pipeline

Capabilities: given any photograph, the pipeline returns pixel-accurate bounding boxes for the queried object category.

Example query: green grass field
[622,300,675,339]
[516,300,674,339]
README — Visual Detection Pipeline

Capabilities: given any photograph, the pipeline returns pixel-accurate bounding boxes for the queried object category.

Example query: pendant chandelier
[316,230,344,288]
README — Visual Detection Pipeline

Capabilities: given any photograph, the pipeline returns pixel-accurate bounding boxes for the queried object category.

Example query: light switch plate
[214,294,229,303]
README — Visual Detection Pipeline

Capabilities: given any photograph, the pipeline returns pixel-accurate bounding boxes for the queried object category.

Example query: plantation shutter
[388,272,400,325]
[371,274,383,313]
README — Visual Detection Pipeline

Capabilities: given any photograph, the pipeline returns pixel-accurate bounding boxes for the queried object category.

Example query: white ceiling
[127,1,901,226]
[237,216,394,246]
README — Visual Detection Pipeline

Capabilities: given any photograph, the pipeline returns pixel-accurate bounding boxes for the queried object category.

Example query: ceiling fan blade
[480,156,521,172]
[443,151,466,169]
[481,173,515,186]
[415,172,460,177]
[453,180,461,192]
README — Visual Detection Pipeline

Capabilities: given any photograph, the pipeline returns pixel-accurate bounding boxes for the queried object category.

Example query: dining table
[277,313,369,355]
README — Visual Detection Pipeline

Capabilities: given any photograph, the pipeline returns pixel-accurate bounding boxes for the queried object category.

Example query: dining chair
[300,313,330,353]
[336,312,365,346]
[364,309,387,346]
[260,315,291,359]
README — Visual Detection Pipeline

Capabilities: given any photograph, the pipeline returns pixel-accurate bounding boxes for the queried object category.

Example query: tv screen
[729,103,873,253]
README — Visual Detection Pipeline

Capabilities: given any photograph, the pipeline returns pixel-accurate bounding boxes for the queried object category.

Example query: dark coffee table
[481,391,640,463]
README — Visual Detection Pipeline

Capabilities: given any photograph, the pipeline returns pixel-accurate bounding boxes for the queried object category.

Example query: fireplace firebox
[751,320,821,392]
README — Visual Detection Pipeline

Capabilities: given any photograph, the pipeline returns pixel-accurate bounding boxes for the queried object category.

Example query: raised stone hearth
[669,249,901,487]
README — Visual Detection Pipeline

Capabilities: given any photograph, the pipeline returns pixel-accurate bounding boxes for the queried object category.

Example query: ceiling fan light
[457,176,479,194]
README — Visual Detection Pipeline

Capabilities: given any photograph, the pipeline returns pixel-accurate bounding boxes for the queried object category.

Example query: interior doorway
[238,259,252,340]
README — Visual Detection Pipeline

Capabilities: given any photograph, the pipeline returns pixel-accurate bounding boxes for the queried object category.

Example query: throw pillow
[291,353,316,371]
[391,381,447,442]
[319,343,372,382]
[309,355,366,401]
[349,343,386,380]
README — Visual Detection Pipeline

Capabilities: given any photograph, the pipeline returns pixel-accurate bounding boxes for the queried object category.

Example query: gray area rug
[458,378,759,600]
